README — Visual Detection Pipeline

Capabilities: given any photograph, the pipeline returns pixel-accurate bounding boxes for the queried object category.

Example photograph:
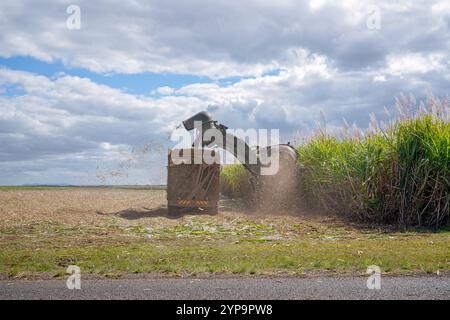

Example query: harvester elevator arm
[183,111,261,177]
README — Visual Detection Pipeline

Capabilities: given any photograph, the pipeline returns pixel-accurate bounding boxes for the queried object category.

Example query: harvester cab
[167,111,298,217]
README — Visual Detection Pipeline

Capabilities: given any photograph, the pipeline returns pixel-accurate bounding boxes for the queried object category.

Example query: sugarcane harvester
[167,111,298,216]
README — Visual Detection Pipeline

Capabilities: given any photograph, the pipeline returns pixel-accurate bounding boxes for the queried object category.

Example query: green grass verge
[1,221,449,277]
[1,238,449,277]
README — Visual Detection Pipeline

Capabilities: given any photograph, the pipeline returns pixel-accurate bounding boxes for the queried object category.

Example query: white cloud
[3,0,448,77]
[373,75,386,82]
[386,53,445,76]
[156,86,175,95]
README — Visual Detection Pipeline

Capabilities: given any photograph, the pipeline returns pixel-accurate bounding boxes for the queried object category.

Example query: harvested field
[0,187,166,227]
[0,187,449,278]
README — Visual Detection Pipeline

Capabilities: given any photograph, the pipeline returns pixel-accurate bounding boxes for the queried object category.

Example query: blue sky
[0,56,279,96]
[0,56,213,95]
[1,0,449,185]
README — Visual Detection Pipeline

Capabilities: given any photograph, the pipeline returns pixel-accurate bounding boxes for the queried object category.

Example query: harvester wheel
[168,206,183,218]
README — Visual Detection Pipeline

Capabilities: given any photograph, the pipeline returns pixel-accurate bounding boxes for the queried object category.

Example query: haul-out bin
[167,148,220,216]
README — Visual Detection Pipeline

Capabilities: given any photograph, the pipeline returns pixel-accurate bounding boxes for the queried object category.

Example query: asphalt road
[0,276,449,300]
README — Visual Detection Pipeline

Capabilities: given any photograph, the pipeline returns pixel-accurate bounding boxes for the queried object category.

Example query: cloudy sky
[1,0,449,185]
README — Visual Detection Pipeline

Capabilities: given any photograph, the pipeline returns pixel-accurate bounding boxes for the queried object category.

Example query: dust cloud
[95,140,166,185]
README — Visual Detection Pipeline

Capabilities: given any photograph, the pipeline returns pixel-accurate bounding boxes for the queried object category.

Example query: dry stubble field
[0,187,449,278]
